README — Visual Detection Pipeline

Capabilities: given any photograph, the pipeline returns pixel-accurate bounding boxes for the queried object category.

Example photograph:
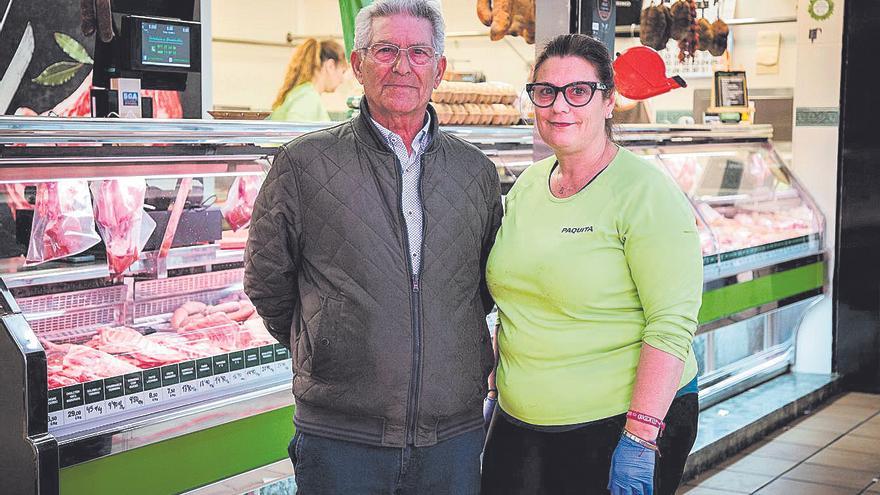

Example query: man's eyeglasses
[363,43,437,66]
[525,81,609,108]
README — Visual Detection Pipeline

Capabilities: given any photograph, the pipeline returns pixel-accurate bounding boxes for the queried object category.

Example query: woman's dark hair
[533,34,616,139]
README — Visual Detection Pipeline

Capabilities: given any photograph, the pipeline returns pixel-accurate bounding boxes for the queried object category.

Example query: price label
[85,402,106,420]
[229,370,246,384]
[180,383,199,396]
[277,359,292,374]
[213,374,231,388]
[65,407,85,424]
[163,385,179,400]
[197,378,215,391]
[245,367,262,382]
[48,412,61,429]
[127,393,146,408]
[105,398,126,413]
[146,390,162,404]
[260,364,275,376]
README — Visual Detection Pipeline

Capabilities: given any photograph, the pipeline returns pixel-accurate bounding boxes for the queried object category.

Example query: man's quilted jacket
[244,100,503,447]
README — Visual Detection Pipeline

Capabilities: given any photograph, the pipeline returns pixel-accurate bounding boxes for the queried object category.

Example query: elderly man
[244,0,502,493]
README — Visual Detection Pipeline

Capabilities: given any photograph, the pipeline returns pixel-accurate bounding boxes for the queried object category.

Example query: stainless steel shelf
[0,116,534,147]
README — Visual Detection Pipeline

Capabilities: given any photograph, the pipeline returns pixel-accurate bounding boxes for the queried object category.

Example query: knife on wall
[0,21,35,114]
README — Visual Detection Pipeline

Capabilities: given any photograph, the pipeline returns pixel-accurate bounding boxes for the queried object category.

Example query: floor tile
[866,481,880,493]
[808,447,880,472]
[828,434,880,455]
[690,469,774,493]
[754,478,859,495]
[773,426,842,447]
[782,462,878,490]
[717,454,799,477]
[745,440,822,462]
[833,393,880,410]
[797,414,864,433]
[851,421,880,439]
[814,404,879,422]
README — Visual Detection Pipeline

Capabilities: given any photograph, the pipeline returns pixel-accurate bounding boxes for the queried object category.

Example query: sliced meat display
[41,293,279,389]
[61,345,141,383]
[145,332,225,359]
[178,312,240,351]
[85,326,188,368]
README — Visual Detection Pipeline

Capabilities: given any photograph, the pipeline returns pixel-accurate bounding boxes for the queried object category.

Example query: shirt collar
[370,112,432,155]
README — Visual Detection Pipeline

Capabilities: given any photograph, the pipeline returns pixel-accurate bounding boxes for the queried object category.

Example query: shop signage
[808,0,834,21]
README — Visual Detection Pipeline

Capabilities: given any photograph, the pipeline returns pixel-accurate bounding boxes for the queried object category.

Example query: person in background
[245,1,502,493]
[269,38,348,122]
[482,34,702,495]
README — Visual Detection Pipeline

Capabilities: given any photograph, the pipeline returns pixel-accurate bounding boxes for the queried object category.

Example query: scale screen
[140,21,191,68]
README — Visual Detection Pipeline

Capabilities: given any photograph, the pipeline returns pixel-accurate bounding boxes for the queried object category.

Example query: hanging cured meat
[708,19,730,56]
[639,3,673,51]
[696,18,714,51]
[476,0,535,44]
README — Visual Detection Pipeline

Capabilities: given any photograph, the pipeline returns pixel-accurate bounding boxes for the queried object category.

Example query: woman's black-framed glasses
[525,81,609,108]
[364,43,437,66]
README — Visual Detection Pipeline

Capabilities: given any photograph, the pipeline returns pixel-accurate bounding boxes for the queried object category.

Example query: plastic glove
[608,433,656,495]
[483,396,497,429]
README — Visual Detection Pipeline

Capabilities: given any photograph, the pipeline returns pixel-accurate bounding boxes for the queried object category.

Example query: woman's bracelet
[622,428,661,456]
[627,410,666,436]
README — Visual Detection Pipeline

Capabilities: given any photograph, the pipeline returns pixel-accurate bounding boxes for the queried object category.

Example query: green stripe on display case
[699,262,825,324]
[60,406,295,495]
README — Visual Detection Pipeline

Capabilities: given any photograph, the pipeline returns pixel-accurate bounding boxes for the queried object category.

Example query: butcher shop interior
[2,0,879,494]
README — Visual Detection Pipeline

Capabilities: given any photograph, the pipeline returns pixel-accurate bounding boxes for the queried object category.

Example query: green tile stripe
[699,262,825,324]
[795,107,839,127]
[60,405,295,495]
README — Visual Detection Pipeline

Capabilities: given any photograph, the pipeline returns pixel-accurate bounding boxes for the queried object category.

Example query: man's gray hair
[353,0,446,56]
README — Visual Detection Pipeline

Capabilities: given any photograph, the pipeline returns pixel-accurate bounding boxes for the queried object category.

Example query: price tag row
[48,344,292,429]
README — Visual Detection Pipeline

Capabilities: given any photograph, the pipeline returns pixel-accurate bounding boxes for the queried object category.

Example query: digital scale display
[141,22,191,68]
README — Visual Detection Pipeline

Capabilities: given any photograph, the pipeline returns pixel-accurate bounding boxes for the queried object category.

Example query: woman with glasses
[269,38,348,122]
[482,34,702,495]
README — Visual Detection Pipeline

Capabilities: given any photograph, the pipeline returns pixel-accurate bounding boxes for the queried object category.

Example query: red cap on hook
[613,46,687,100]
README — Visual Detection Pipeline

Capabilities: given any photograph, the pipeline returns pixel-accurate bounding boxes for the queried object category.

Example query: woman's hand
[483,395,497,428]
[608,432,656,495]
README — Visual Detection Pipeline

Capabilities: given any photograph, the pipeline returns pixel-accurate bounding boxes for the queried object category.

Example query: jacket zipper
[408,158,429,445]
[393,154,424,446]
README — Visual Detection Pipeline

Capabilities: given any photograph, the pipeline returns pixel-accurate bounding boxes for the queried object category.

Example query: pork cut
[91,179,149,277]
[26,180,101,265]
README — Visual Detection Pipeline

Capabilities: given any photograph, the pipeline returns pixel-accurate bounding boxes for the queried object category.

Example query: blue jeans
[288,429,484,495]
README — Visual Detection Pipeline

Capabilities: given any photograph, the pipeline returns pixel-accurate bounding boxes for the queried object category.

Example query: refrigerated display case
[0,117,534,495]
[499,124,826,408]
[621,124,826,407]
[0,118,823,494]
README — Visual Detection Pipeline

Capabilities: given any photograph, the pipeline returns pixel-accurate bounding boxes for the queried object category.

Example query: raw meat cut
[61,344,141,382]
[91,179,149,277]
[145,332,224,359]
[26,180,101,265]
[222,176,263,231]
[85,326,188,368]
[178,312,239,351]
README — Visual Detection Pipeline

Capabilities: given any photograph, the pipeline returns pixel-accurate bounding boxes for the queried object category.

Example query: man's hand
[81,0,114,42]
